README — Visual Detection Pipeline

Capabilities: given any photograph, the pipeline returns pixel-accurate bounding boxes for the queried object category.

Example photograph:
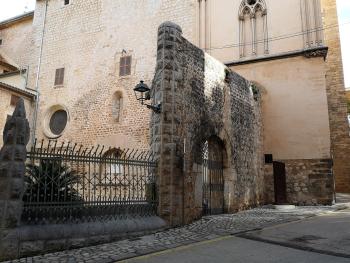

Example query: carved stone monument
[0,98,30,260]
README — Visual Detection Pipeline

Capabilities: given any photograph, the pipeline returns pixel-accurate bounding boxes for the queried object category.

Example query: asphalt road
[242,209,350,258]
[123,209,350,263]
[122,235,350,263]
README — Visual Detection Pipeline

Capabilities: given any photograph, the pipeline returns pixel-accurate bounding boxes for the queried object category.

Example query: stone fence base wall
[1,217,166,261]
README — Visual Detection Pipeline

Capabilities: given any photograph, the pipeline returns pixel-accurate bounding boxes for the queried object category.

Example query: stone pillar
[321,0,350,193]
[151,22,184,226]
[0,99,30,260]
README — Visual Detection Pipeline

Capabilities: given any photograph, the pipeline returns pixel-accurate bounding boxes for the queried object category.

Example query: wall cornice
[226,46,329,67]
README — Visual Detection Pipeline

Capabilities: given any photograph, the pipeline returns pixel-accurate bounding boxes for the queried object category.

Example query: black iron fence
[22,140,158,225]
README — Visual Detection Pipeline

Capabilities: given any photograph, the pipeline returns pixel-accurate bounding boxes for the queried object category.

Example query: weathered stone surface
[0,229,20,261]
[0,99,30,261]
[151,22,264,225]
[20,241,45,257]
[0,216,166,261]
[0,99,29,227]
[321,0,350,193]
[283,159,334,205]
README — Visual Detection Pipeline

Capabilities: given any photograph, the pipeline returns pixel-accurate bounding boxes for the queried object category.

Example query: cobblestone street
[5,206,340,263]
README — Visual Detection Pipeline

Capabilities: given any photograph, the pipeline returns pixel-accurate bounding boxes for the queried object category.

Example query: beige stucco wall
[0,73,26,89]
[27,0,196,149]
[202,0,323,63]
[232,56,331,160]
[0,17,33,68]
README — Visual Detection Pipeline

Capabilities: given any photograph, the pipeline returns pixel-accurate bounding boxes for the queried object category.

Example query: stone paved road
[5,206,338,263]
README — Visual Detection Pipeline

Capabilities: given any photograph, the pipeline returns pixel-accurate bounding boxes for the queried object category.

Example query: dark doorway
[273,161,287,204]
[202,137,225,215]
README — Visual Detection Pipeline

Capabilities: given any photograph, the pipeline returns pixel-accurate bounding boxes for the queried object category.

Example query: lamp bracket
[146,103,162,114]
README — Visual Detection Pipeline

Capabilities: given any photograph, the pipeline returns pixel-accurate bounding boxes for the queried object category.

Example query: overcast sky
[0,0,349,87]
[337,0,350,88]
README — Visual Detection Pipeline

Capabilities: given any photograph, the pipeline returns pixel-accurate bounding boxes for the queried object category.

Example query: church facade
[0,0,349,204]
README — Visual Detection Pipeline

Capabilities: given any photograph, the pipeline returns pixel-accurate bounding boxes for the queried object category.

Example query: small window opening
[54,68,65,86]
[64,0,70,5]
[49,110,68,136]
[0,39,3,45]
[113,92,123,122]
[247,0,257,5]
[265,154,273,164]
[10,95,20,106]
[119,56,131,76]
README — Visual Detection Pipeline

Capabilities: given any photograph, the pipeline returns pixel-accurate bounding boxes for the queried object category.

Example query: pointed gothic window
[239,0,268,58]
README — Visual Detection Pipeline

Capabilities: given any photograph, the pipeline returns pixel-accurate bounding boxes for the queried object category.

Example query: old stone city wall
[151,22,266,226]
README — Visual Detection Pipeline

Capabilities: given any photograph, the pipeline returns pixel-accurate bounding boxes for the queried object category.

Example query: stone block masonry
[25,0,197,150]
[321,0,350,193]
[284,159,334,205]
[151,21,265,226]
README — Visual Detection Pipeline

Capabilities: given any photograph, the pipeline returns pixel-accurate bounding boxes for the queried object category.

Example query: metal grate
[22,139,158,225]
[202,138,224,216]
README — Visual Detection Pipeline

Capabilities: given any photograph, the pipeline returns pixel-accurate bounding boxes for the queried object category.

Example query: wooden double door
[273,161,287,204]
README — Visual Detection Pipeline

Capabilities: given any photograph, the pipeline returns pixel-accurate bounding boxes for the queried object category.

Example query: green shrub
[24,159,82,203]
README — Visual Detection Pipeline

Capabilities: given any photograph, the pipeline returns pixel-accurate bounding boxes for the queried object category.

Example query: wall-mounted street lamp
[134,81,161,114]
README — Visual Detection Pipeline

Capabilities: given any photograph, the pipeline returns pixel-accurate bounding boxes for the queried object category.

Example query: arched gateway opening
[201,136,225,215]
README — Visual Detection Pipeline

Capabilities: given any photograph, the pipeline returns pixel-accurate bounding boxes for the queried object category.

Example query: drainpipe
[24,65,29,88]
[21,65,40,122]
[31,0,48,144]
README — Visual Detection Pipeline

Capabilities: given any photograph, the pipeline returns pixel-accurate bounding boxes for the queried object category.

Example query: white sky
[0,0,349,87]
[337,0,350,88]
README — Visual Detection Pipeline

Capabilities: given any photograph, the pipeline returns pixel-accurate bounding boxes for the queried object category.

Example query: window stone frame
[43,104,70,139]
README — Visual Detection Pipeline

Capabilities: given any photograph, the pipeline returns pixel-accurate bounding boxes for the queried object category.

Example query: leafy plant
[24,159,83,203]
[251,83,260,101]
